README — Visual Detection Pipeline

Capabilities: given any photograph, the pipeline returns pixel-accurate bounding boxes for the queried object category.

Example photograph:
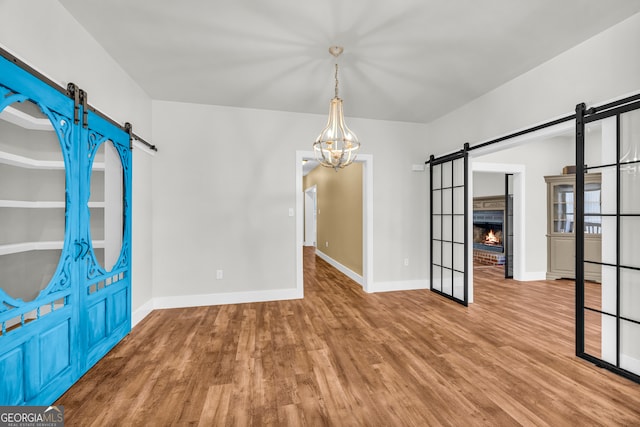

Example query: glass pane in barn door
[442,161,452,188]
[89,140,124,272]
[0,98,67,302]
[432,164,441,188]
[620,109,640,178]
[618,108,640,378]
[620,320,640,376]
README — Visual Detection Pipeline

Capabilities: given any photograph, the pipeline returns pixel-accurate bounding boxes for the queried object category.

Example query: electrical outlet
[325,241,329,247]
[404,258,409,266]
[216,270,223,280]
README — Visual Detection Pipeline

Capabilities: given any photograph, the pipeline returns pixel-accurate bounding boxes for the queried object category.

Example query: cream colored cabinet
[545,173,601,282]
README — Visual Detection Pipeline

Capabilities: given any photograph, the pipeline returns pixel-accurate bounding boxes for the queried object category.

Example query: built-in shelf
[0,200,105,208]
[0,151,105,170]
[0,150,65,170]
[0,105,53,131]
[0,103,108,264]
[0,240,105,256]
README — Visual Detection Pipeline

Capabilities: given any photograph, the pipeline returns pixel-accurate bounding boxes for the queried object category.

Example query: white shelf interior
[0,200,105,208]
[0,101,112,278]
[0,151,105,171]
[0,105,53,131]
[0,150,65,170]
[0,240,105,256]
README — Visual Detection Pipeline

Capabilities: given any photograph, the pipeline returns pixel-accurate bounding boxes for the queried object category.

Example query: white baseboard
[369,280,429,293]
[516,271,547,281]
[130,288,302,328]
[621,354,640,376]
[315,250,363,286]
[152,287,302,310]
[131,299,154,328]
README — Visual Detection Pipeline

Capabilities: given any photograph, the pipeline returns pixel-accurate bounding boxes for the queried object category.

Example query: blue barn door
[0,58,80,405]
[0,53,132,404]
[78,110,132,371]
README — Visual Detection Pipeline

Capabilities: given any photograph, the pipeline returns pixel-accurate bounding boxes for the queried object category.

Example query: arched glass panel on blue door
[0,98,69,302]
[89,139,124,273]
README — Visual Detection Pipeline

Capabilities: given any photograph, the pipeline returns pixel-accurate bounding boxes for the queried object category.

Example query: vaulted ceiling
[59,0,640,123]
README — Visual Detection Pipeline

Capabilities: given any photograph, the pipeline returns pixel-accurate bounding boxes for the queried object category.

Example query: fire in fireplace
[473,210,504,252]
[483,229,502,246]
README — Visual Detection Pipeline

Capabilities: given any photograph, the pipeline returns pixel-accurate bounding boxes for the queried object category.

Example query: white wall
[0,0,155,315]
[151,100,428,301]
[425,12,640,156]
[473,172,505,197]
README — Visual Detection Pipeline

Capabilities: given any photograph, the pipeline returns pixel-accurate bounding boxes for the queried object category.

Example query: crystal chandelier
[313,46,360,171]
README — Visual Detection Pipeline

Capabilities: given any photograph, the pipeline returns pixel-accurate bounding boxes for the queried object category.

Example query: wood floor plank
[56,248,640,426]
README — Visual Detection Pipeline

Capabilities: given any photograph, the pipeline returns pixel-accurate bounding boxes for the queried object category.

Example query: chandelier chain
[334,63,339,99]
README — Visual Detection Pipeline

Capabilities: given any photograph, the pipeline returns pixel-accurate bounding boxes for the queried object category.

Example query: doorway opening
[468,172,514,279]
[303,185,317,247]
[470,169,523,285]
[295,151,373,295]
[468,120,575,292]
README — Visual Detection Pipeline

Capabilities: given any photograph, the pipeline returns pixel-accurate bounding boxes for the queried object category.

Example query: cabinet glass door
[584,182,601,234]
[553,184,574,233]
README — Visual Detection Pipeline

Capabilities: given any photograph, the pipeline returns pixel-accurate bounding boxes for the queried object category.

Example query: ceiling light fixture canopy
[313,46,360,171]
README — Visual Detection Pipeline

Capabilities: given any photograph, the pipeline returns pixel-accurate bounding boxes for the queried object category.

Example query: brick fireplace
[473,196,506,266]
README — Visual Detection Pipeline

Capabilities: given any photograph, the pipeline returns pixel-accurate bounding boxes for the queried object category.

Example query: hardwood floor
[57,249,640,426]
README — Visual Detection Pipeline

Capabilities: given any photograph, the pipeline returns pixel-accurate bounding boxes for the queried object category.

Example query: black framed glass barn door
[576,96,640,384]
[429,151,468,306]
[505,174,514,278]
